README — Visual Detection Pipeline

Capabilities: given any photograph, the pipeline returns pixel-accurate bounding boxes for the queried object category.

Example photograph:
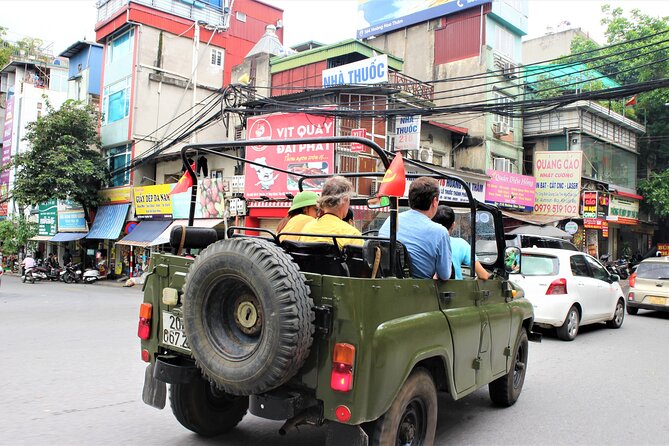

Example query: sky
[1,0,669,55]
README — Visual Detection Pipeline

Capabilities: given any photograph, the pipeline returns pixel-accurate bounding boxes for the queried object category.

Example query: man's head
[318,176,354,218]
[409,177,440,217]
[432,205,455,230]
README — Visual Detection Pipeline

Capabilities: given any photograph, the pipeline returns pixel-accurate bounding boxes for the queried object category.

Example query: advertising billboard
[133,184,173,219]
[533,151,582,217]
[357,0,491,39]
[57,200,88,232]
[38,199,58,237]
[485,170,535,211]
[1,96,14,217]
[244,113,335,200]
[322,55,388,87]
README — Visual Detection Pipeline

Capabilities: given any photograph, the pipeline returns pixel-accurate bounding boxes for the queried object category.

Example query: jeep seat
[170,226,219,254]
[280,240,350,277]
[360,240,412,279]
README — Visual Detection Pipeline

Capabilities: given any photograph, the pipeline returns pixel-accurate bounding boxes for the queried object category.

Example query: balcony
[96,0,228,28]
[388,70,434,103]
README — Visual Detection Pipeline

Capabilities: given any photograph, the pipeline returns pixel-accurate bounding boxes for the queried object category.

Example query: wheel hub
[234,294,262,336]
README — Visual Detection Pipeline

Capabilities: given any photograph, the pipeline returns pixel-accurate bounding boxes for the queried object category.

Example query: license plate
[647,296,667,305]
[161,311,190,351]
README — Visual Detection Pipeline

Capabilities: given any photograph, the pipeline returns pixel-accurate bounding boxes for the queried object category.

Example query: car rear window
[520,254,559,276]
[636,262,669,280]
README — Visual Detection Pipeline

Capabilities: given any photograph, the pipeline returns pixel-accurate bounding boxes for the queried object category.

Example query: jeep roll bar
[179,136,485,278]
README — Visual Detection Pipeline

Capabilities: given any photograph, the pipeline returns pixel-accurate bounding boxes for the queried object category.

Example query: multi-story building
[0,45,69,220]
[91,0,283,277]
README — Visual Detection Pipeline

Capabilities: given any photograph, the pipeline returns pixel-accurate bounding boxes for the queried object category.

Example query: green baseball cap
[289,190,319,212]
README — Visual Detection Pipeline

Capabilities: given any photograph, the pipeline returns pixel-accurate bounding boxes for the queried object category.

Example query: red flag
[377,153,406,197]
[625,95,637,107]
[170,162,196,195]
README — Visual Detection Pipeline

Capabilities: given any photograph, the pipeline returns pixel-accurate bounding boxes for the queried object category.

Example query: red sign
[244,113,335,199]
[584,218,608,237]
[658,243,669,256]
[350,128,367,152]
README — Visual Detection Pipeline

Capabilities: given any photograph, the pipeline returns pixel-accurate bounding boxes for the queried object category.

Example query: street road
[1,275,668,445]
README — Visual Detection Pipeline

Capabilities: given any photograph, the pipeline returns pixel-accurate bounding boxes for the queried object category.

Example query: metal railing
[388,70,434,102]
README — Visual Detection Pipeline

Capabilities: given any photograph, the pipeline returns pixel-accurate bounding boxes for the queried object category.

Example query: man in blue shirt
[432,205,490,280]
[379,177,452,280]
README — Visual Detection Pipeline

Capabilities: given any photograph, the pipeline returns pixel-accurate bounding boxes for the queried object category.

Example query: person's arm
[474,261,490,280]
[435,232,452,280]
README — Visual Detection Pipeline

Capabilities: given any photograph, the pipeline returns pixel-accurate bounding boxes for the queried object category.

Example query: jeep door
[436,280,483,395]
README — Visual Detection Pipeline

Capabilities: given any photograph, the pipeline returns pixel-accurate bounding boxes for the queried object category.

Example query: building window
[106,145,131,187]
[236,11,246,22]
[102,77,131,125]
[493,91,513,126]
[493,156,514,173]
[494,24,515,59]
[211,49,223,67]
[107,29,133,66]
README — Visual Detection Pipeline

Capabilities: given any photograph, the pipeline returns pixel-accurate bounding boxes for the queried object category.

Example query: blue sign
[357,0,491,39]
[58,210,87,232]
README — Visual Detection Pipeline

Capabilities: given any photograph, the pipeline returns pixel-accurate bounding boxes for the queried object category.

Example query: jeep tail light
[141,349,150,362]
[546,278,567,295]
[331,343,355,392]
[629,272,637,288]
[138,303,152,340]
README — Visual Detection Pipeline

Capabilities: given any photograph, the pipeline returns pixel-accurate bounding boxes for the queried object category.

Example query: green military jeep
[139,137,537,445]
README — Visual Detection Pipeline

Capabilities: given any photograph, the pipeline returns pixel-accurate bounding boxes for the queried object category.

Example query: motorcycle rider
[21,252,36,276]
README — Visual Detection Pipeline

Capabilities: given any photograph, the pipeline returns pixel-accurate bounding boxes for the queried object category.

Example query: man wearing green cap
[276,190,319,241]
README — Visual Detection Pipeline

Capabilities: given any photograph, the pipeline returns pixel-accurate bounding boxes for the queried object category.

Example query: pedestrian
[63,248,72,266]
[378,176,452,280]
[432,205,489,280]
[300,176,363,248]
[276,190,319,242]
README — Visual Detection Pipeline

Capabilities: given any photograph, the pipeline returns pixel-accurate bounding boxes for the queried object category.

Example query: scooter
[82,267,100,283]
[61,262,82,284]
[23,266,48,284]
[46,264,63,281]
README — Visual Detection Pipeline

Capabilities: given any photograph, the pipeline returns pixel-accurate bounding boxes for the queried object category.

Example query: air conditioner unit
[418,147,434,164]
[492,122,510,136]
[501,61,518,79]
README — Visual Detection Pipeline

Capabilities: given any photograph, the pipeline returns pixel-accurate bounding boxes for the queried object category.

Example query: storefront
[116,220,172,277]
[85,203,130,277]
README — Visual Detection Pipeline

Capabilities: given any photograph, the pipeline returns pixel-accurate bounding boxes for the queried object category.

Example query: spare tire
[182,237,314,395]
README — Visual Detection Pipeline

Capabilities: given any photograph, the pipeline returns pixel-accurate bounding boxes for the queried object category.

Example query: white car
[510,248,626,341]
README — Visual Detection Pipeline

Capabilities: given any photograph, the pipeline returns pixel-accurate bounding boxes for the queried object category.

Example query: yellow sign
[133,184,173,218]
[100,186,132,204]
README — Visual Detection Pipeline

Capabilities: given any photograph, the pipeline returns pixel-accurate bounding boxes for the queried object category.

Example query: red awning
[427,120,468,135]
[614,191,643,200]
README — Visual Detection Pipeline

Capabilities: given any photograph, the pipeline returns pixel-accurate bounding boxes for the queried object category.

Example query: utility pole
[191,21,200,144]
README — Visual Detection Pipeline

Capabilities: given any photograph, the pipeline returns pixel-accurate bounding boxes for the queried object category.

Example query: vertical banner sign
[582,191,598,218]
[533,151,582,217]
[38,199,58,236]
[350,128,367,153]
[394,116,421,152]
[244,113,335,199]
[0,96,14,217]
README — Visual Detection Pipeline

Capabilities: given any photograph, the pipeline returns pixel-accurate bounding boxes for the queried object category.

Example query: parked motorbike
[22,266,48,284]
[61,262,100,284]
[614,258,630,279]
[600,254,623,278]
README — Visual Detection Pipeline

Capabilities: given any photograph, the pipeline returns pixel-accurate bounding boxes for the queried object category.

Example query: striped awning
[86,204,130,240]
[116,220,173,247]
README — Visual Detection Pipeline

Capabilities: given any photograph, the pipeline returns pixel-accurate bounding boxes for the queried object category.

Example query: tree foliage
[0,215,37,255]
[13,100,107,223]
[638,170,669,218]
[0,26,15,70]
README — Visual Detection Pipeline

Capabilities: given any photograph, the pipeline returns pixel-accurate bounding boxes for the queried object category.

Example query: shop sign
[322,55,388,87]
[100,186,132,204]
[582,191,598,218]
[533,151,582,217]
[438,179,485,203]
[485,170,535,211]
[133,184,173,219]
[607,195,639,224]
[38,199,58,236]
[57,199,87,232]
[350,128,367,153]
[393,116,421,153]
[584,218,609,237]
[565,221,578,234]
[1,96,14,206]
[245,113,335,199]
[658,243,669,256]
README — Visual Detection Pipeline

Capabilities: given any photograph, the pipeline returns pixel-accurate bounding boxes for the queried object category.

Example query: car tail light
[628,292,635,301]
[138,303,152,340]
[141,349,150,362]
[629,272,636,288]
[330,343,355,392]
[546,278,567,295]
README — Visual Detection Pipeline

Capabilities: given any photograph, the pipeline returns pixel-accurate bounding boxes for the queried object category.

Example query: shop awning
[50,232,88,242]
[501,210,564,226]
[29,235,54,241]
[151,219,224,246]
[116,220,173,247]
[86,204,130,240]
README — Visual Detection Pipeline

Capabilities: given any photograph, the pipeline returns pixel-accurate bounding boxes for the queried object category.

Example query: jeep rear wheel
[489,328,528,407]
[371,368,437,446]
[170,375,248,437]
[182,238,314,396]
